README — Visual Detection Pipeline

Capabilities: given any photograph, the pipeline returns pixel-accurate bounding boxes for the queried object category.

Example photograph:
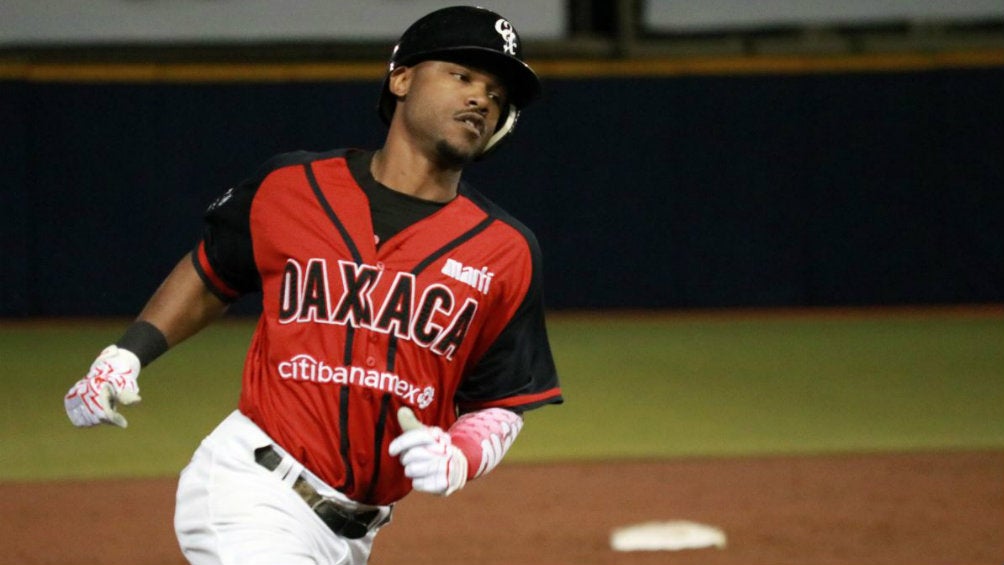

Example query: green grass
[513,310,1004,461]
[2,309,1002,481]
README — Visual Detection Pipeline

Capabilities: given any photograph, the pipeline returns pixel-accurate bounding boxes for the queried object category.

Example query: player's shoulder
[225,148,355,201]
[253,148,352,178]
[459,182,543,256]
[207,149,354,217]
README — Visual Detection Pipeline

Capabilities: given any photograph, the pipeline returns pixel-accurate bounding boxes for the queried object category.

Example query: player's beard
[433,138,479,169]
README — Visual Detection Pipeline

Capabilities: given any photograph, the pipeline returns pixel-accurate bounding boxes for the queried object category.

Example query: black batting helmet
[377,6,542,156]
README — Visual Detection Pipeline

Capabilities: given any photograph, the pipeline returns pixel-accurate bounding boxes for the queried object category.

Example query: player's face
[394,60,508,167]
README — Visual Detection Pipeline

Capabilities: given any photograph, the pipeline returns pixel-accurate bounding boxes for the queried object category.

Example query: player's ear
[387,66,412,100]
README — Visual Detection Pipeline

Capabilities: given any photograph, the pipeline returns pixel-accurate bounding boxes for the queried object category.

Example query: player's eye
[451,72,470,82]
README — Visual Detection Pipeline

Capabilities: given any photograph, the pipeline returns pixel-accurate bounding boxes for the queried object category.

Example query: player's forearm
[120,255,228,365]
[448,408,524,480]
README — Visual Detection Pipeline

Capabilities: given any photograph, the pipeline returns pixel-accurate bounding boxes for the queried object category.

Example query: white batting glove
[388,407,468,496]
[64,345,142,428]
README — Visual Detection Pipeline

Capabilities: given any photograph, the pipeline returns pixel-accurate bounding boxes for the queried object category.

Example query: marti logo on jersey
[278,258,489,360]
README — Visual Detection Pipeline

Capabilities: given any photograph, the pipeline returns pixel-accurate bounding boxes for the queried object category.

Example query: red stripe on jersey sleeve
[195,241,240,300]
[458,387,563,413]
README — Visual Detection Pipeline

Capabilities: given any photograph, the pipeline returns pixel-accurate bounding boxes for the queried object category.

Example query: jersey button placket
[361,351,376,399]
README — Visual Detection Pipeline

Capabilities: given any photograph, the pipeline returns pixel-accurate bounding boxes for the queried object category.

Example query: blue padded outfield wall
[1,64,1002,315]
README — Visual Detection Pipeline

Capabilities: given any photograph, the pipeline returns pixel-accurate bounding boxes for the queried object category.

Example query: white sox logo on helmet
[494,18,517,55]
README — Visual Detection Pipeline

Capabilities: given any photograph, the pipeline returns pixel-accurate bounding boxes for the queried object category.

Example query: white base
[610,520,727,552]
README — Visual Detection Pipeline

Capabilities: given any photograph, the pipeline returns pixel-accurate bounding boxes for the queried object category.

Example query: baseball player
[62,6,562,565]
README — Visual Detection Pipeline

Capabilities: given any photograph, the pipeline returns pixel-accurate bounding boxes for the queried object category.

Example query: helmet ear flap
[476,103,519,161]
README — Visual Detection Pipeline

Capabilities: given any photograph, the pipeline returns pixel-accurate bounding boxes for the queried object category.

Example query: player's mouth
[454,112,486,137]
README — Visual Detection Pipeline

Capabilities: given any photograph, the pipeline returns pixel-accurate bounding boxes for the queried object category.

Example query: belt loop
[275,456,297,485]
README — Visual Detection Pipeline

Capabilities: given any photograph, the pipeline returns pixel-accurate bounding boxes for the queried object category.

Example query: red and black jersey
[192,148,562,505]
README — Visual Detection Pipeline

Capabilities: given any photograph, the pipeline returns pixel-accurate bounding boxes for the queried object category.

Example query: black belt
[254,445,389,539]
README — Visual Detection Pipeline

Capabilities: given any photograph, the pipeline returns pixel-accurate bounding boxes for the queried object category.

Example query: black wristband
[116,321,170,367]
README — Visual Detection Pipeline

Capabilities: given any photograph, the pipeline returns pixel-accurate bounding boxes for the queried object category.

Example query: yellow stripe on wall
[532,49,1004,77]
[1,49,1002,83]
[0,61,387,82]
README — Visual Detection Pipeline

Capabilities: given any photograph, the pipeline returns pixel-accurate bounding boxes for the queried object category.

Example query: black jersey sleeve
[194,170,261,301]
[196,183,257,300]
[454,222,563,414]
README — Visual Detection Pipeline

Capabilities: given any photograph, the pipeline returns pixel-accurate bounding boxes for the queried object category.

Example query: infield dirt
[3,450,1001,565]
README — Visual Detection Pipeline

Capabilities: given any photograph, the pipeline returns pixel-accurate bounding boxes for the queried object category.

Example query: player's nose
[465,92,490,115]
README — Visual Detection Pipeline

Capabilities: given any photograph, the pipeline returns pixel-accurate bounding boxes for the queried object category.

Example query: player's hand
[64,345,142,428]
[388,407,468,496]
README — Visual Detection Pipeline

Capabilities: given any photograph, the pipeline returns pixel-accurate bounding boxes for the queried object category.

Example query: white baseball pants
[174,410,391,565]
